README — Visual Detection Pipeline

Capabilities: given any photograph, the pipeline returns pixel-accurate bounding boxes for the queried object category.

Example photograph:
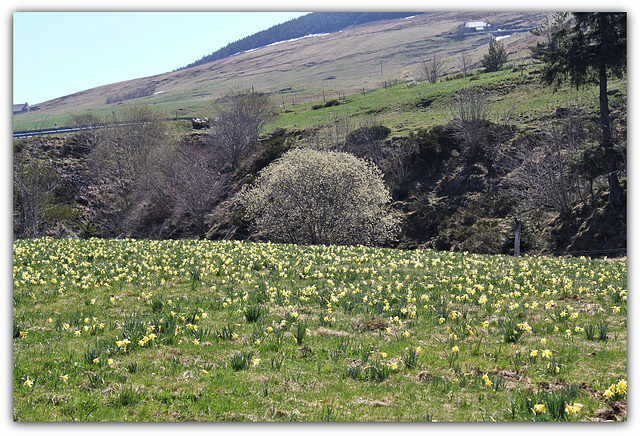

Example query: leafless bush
[207,89,276,170]
[13,141,61,237]
[168,145,227,239]
[501,101,594,220]
[420,53,445,84]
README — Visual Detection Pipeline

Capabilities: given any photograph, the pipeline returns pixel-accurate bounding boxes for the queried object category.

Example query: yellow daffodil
[60,374,69,381]
[533,403,546,414]
[617,380,627,395]
[24,376,33,387]
[565,402,583,415]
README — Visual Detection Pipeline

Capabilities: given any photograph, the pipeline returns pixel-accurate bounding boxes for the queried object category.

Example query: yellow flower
[530,349,538,358]
[604,388,613,398]
[252,357,261,366]
[485,378,492,387]
[24,376,33,387]
[533,403,546,414]
[565,402,583,415]
[193,339,200,345]
[59,374,69,381]
[540,338,547,345]
[451,345,459,353]
[541,349,552,358]
[617,379,627,395]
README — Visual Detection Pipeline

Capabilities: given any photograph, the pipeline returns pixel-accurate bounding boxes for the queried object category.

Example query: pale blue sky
[13,11,308,104]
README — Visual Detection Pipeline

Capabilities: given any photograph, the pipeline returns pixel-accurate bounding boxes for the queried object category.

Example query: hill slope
[14,11,548,130]
[181,12,425,70]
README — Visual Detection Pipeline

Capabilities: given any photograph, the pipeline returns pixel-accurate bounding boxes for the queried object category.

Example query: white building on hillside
[464,21,490,31]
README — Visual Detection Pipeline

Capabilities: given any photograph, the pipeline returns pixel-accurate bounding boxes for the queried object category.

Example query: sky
[12,10,309,105]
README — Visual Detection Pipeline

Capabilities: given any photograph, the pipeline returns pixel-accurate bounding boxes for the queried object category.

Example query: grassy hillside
[13,11,548,132]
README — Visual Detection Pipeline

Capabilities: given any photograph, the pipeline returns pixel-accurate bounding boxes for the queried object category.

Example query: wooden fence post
[514,218,521,257]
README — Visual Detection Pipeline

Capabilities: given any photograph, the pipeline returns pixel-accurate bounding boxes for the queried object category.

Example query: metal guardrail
[13,118,195,139]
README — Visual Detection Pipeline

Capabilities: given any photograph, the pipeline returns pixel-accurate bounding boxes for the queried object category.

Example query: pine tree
[532,12,626,210]
[482,38,508,73]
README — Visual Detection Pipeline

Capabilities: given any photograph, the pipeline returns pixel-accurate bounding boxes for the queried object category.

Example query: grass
[13,238,627,421]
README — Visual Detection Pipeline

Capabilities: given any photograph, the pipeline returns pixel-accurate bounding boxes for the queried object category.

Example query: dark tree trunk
[599,19,623,211]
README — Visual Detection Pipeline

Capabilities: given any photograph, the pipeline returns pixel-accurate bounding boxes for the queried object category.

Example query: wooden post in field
[156,218,169,240]
[514,218,521,257]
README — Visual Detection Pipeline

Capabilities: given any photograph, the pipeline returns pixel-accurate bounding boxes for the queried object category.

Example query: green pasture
[13,238,627,421]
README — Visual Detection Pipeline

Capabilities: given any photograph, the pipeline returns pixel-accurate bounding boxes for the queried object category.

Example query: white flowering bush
[239,147,399,246]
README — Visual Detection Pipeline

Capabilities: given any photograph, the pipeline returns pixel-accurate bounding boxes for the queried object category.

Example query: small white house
[464,21,490,31]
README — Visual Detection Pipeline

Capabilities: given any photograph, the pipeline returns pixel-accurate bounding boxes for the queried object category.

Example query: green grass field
[13,238,626,421]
